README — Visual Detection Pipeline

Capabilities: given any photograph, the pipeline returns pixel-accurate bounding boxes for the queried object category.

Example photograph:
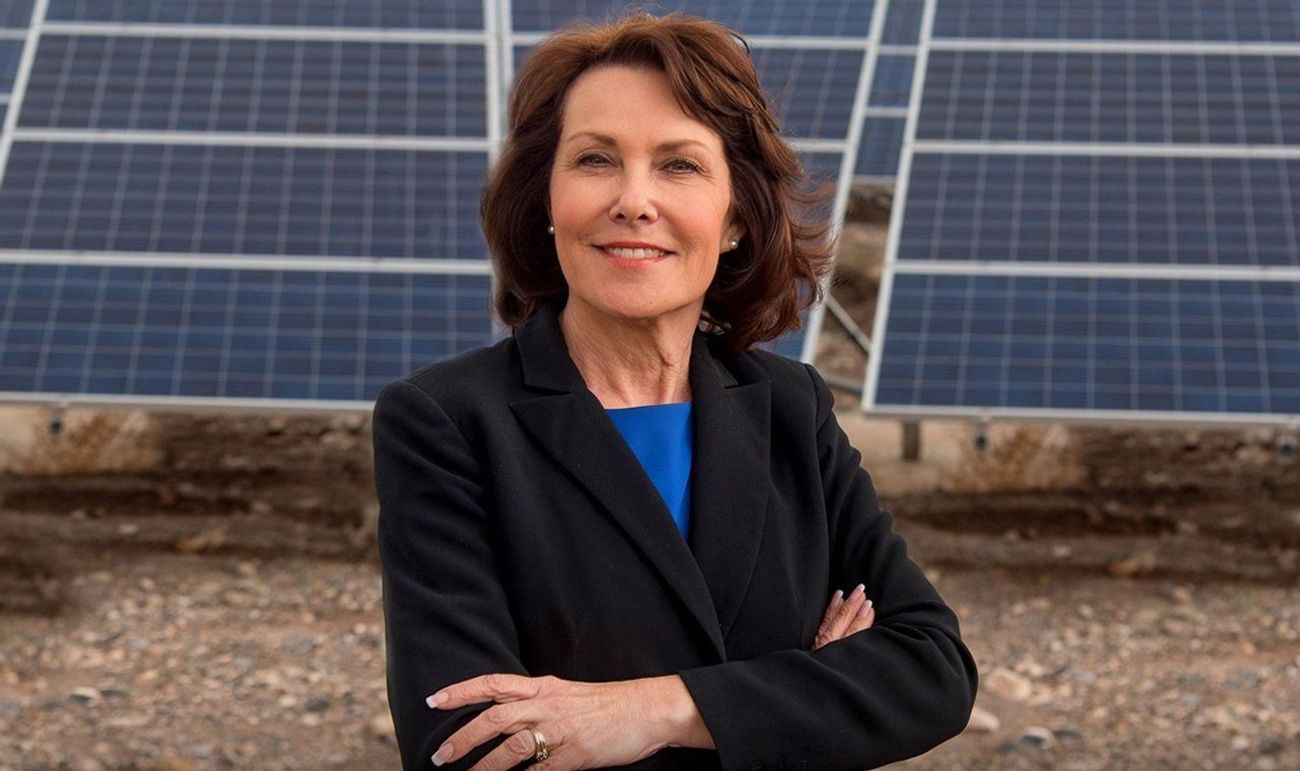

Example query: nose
[608,167,658,224]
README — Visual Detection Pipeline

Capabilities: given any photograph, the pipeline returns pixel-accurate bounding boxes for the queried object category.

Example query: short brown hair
[481,13,834,354]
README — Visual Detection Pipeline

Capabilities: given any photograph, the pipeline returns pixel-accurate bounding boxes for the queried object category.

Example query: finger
[466,727,545,771]
[814,586,866,649]
[429,673,540,710]
[815,590,844,635]
[434,703,533,767]
[828,584,866,638]
[843,600,875,637]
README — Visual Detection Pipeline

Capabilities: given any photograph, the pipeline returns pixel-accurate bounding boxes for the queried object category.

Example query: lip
[594,241,674,267]
[596,241,673,253]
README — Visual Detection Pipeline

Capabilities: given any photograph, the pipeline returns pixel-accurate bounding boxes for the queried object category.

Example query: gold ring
[531,728,549,763]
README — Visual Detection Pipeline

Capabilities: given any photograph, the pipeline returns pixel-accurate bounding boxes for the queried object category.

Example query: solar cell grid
[750,46,864,139]
[933,0,1300,42]
[0,39,19,92]
[875,273,1300,414]
[44,0,485,30]
[900,153,1300,267]
[881,0,924,45]
[868,53,914,107]
[510,0,875,37]
[918,50,1300,145]
[20,35,488,136]
[0,0,32,28]
[0,142,490,260]
[855,116,905,178]
[0,263,493,401]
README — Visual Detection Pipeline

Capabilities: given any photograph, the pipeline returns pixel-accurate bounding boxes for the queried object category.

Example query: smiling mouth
[599,246,671,260]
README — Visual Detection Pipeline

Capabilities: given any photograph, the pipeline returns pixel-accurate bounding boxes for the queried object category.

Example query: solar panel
[510,0,875,37]
[0,142,489,260]
[932,0,1300,42]
[43,0,485,29]
[855,116,905,178]
[918,51,1300,145]
[0,39,21,92]
[0,0,895,409]
[20,35,489,136]
[881,0,924,45]
[0,0,32,28]
[868,53,914,107]
[0,262,491,403]
[751,46,865,139]
[865,0,1300,424]
[873,273,1300,416]
[898,153,1300,267]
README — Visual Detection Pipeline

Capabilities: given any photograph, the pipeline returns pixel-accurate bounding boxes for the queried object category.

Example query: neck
[560,299,698,408]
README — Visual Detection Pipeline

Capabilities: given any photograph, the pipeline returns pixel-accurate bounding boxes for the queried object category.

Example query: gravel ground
[2,413,1299,770]
[2,516,1297,770]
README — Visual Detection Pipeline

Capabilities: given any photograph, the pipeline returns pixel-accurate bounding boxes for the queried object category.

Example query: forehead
[558,65,723,151]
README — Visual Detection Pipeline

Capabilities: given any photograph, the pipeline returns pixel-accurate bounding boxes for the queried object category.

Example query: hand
[427,673,709,769]
[813,583,875,650]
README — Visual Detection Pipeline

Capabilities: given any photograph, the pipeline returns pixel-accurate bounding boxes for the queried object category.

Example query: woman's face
[549,65,742,326]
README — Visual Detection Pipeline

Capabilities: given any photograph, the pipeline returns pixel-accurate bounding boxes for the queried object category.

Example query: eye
[576,153,612,168]
[665,158,703,174]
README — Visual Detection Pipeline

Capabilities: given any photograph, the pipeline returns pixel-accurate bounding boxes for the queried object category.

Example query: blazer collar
[509,302,770,660]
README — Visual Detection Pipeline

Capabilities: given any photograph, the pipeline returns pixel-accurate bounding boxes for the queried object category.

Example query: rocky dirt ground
[2,211,1299,770]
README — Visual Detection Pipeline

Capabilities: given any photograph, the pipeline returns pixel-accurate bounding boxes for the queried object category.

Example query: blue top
[606,401,694,539]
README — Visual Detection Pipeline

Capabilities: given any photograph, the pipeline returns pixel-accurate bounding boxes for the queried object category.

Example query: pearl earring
[547,224,555,235]
[729,239,739,250]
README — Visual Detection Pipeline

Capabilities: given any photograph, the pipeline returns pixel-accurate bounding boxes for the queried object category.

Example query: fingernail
[833,589,843,600]
[426,691,447,709]
[432,743,451,766]
[853,583,865,595]
[858,599,873,617]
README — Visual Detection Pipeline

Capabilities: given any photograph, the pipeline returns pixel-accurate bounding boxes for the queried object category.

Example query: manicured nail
[852,583,865,596]
[858,599,873,617]
[426,691,447,709]
[432,743,451,766]
[833,589,843,600]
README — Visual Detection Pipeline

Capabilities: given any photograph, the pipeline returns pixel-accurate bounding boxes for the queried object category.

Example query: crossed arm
[426,586,878,769]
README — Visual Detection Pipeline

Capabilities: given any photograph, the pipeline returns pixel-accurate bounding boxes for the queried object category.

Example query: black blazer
[373,303,977,770]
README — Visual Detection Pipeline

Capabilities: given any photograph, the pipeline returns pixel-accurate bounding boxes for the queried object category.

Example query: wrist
[647,674,715,750]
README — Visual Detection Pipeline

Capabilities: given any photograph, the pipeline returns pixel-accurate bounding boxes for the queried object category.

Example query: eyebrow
[563,131,712,153]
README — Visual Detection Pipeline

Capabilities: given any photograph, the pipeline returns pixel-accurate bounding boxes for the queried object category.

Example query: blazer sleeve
[676,365,978,770]
[373,379,526,771]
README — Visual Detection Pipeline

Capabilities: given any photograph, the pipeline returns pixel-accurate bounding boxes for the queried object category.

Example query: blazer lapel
[508,305,727,658]
[686,336,770,639]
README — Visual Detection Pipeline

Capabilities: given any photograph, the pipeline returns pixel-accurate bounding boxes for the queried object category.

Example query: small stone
[1260,735,1285,755]
[176,527,226,554]
[117,522,140,536]
[305,696,330,713]
[964,706,1000,733]
[69,687,102,704]
[1020,726,1055,749]
[1109,549,1158,578]
[1232,735,1251,751]
[300,713,322,727]
[985,668,1034,702]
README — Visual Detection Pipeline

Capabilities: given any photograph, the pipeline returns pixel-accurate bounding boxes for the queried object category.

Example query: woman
[373,13,977,771]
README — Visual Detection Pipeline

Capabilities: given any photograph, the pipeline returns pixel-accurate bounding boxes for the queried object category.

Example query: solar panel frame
[864,0,1300,426]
